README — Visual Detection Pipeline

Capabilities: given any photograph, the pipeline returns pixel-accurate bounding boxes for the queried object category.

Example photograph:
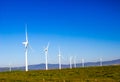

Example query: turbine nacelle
[44,42,49,53]
[44,48,48,52]
[22,41,28,48]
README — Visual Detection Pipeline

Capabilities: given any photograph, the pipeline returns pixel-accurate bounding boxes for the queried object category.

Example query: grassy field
[0,65,120,82]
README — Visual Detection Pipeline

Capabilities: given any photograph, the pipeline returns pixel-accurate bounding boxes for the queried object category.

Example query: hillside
[0,59,120,72]
[0,65,120,82]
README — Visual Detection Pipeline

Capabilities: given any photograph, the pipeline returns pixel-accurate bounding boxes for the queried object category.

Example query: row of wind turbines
[22,25,103,72]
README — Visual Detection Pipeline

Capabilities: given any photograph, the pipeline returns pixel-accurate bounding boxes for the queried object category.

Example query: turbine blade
[58,47,61,56]
[25,24,28,42]
[22,42,25,44]
[61,56,65,61]
[47,42,49,49]
[29,44,35,53]
[43,46,46,52]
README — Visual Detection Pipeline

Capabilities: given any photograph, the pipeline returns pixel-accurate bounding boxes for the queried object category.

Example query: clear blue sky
[0,0,120,67]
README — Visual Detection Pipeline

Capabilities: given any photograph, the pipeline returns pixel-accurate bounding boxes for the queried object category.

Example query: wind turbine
[70,56,72,69]
[100,58,102,66]
[22,24,29,72]
[9,64,11,72]
[81,58,84,67]
[58,48,61,70]
[44,42,49,70]
[74,56,76,68]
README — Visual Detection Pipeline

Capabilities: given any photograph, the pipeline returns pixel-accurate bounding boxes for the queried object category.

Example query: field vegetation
[0,65,120,82]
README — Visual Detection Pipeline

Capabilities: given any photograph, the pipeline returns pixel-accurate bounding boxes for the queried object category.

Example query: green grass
[0,65,120,82]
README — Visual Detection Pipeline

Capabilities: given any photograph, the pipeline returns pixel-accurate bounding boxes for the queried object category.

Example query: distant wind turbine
[58,48,61,70]
[74,56,76,68]
[22,24,29,72]
[9,64,11,72]
[44,42,49,70]
[81,59,84,67]
[70,56,72,69]
[100,58,102,66]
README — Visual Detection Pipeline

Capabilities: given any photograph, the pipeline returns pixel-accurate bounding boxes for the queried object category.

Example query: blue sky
[0,0,120,67]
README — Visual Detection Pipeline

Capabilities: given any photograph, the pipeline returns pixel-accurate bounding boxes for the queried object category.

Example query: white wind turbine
[70,56,72,69]
[9,63,11,72]
[22,24,29,72]
[100,58,102,66]
[44,42,49,70]
[74,56,76,68]
[81,58,84,67]
[58,48,61,70]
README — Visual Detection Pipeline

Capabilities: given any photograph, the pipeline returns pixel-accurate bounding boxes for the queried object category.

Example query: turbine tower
[44,42,49,70]
[70,56,72,69]
[58,48,61,70]
[81,59,84,67]
[9,64,11,72]
[22,24,29,72]
[100,58,102,66]
[74,56,76,68]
